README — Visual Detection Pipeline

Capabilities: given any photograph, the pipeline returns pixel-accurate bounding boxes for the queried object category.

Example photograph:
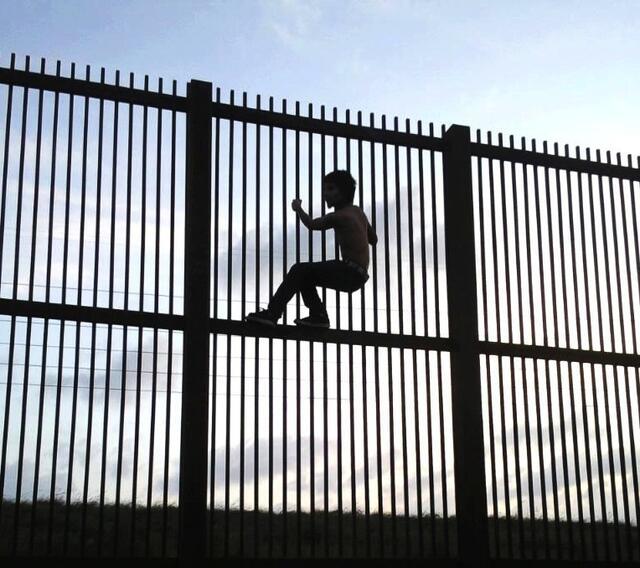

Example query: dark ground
[0,500,638,562]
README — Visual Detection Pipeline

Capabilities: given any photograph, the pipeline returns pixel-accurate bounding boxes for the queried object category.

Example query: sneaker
[244,308,278,326]
[294,314,330,328]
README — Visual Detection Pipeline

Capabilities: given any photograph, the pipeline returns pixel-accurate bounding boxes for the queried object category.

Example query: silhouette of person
[244,170,377,328]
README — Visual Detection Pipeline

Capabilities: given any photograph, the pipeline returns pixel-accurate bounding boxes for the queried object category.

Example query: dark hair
[323,170,356,204]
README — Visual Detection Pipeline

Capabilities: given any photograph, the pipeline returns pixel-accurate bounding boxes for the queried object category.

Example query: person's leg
[267,261,326,318]
[297,260,364,311]
[249,260,365,324]
[276,260,363,315]
[299,276,329,316]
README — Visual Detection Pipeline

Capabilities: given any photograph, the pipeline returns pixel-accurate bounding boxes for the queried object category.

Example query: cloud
[261,0,324,55]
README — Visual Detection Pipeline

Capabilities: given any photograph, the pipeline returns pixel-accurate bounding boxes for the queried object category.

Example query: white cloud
[261,0,324,54]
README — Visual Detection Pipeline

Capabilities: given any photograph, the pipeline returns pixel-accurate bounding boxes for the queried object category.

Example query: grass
[0,499,638,561]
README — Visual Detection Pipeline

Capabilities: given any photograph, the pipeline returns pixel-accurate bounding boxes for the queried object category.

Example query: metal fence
[0,53,638,566]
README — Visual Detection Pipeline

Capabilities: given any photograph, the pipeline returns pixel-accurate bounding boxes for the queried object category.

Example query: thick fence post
[179,79,212,562]
[442,124,489,566]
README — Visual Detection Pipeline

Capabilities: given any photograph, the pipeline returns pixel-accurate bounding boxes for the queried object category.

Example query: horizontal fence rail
[0,54,639,566]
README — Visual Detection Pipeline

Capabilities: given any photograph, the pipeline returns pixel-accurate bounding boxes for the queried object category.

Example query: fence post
[442,124,489,566]
[179,79,212,562]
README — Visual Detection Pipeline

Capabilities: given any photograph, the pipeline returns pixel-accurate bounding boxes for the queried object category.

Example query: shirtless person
[244,170,377,328]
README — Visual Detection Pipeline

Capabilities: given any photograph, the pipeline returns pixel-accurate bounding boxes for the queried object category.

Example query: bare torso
[333,205,371,270]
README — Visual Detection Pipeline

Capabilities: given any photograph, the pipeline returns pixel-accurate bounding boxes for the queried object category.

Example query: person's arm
[292,199,338,231]
[367,220,378,245]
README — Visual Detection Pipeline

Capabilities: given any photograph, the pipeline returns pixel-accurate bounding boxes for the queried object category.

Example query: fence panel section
[206,93,457,560]
[0,316,183,557]
[473,130,640,563]
[0,57,186,316]
[209,94,448,339]
[208,338,455,559]
[0,56,187,558]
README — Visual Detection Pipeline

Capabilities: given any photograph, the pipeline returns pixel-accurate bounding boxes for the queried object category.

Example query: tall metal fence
[0,54,638,566]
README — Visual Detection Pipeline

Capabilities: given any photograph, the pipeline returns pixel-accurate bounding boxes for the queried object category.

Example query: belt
[343,259,369,279]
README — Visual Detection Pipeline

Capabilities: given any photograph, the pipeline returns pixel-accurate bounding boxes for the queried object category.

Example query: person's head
[322,170,356,209]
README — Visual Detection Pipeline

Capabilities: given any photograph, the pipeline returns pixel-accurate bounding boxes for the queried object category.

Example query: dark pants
[267,260,368,318]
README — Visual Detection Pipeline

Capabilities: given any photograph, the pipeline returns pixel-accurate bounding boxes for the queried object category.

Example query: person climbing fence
[244,169,377,328]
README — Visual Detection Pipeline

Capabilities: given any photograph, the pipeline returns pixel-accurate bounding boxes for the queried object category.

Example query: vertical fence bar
[28,61,49,554]
[0,53,16,292]
[609,153,626,560]
[64,68,87,553]
[309,102,316,560]
[268,95,275,558]
[381,114,398,556]
[564,144,586,559]
[499,132,525,557]
[488,131,512,558]
[114,70,135,555]
[49,60,77,555]
[239,90,247,555]
[208,85,220,557]
[81,65,104,556]
[166,80,177,559]
[585,147,610,560]
[393,117,410,555]
[320,105,329,558]
[281,98,288,558]
[0,52,16,543]
[129,73,148,556]
[63,63,90,555]
[146,75,163,557]
[596,149,619,560]
[552,143,574,559]
[294,100,301,559]
[508,134,536,559]
[332,106,343,559]
[404,118,422,557]
[563,162,580,557]
[429,124,441,556]
[540,138,564,559]
[178,78,212,561]
[357,110,372,559]
[442,124,488,567]
[574,147,598,560]
[223,89,234,558]
[252,92,260,558]
[438,123,451,556]
[369,112,384,557]
[10,54,33,555]
[623,155,640,560]
[503,134,527,557]
[616,154,636,561]
[11,54,30,303]
[98,67,119,558]
[475,131,497,556]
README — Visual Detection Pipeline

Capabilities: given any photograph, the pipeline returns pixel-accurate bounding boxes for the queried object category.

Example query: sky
[1,0,639,156]
[0,0,639,539]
